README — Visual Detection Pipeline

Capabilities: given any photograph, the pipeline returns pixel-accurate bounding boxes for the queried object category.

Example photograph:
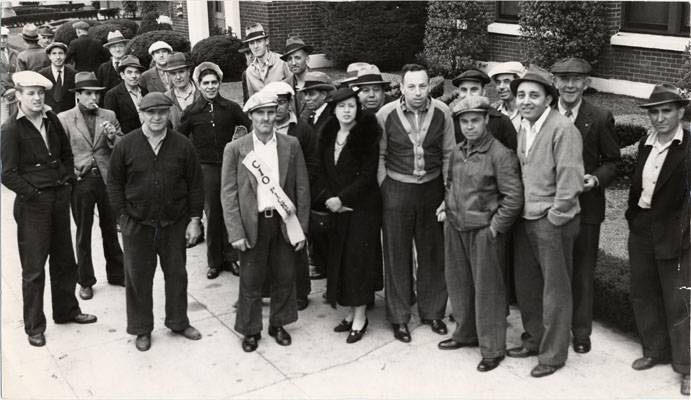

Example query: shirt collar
[252,130,277,146]
[16,104,50,120]
[558,99,582,119]
[251,51,277,68]
[522,106,551,133]
[51,64,63,75]
[400,96,431,113]
[313,103,328,120]
[141,125,167,140]
[462,132,493,154]
[645,124,684,148]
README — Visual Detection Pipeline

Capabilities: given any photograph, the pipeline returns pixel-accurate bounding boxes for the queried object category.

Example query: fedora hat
[117,55,145,72]
[280,36,313,61]
[21,24,39,42]
[640,84,690,109]
[71,71,105,91]
[300,71,335,92]
[350,64,389,87]
[337,62,370,86]
[243,23,268,43]
[161,52,192,72]
[103,30,129,47]
[452,68,490,87]
[45,42,67,54]
[328,87,359,106]
[510,66,559,100]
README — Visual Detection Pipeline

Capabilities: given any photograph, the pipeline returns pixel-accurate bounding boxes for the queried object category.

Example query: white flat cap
[148,40,173,55]
[261,81,295,97]
[488,61,525,79]
[12,70,53,90]
[243,91,278,114]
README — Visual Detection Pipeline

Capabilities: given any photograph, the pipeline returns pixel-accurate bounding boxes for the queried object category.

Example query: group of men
[1,20,688,396]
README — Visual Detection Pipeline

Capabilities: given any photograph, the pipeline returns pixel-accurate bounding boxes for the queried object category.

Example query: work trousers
[201,164,236,269]
[71,172,124,287]
[445,223,507,358]
[235,213,298,336]
[381,176,447,324]
[122,218,190,335]
[14,186,81,335]
[514,216,579,366]
[629,210,690,375]
[571,222,601,341]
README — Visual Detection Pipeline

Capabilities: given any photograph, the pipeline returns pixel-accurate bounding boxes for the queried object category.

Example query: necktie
[53,71,63,102]
[308,112,316,125]
[564,109,573,118]
[114,61,119,71]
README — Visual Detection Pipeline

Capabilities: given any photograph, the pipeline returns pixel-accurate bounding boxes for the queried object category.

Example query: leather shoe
[79,286,93,300]
[346,319,368,344]
[422,319,448,335]
[437,338,478,350]
[530,363,564,378]
[573,338,591,353]
[334,319,352,333]
[392,324,411,343]
[135,334,151,351]
[242,334,260,352]
[27,333,45,347]
[682,374,690,396]
[506,346,538,358]
[631,356,665,371]
[477,356,504,372]
[268,326,291,346]
[296,297,309,311]
[520,331,530,341]
[55,313,97,324]
[173,326,202,340]
[225,260,240,276]
[207,267,221,279]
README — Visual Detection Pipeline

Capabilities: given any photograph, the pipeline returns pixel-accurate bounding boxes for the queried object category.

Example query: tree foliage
[191,35,245,82]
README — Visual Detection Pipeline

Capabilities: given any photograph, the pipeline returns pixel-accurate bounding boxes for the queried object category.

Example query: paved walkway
[0,184,684,399]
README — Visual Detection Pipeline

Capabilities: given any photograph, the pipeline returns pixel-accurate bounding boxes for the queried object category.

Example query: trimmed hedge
[594,250,636,334]
[615,123,647,148]
[139,11,173,34]
[321,2,427,71]
[126,30,190,69]
[88,20,139,44]
[191,35,245,82]
[54,19,100,45]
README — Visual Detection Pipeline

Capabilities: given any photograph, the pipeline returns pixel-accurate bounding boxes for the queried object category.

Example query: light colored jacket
[244,51,290,98]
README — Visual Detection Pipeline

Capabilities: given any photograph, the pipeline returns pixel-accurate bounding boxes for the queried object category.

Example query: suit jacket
[300,104,332,138]
[221,132,310,248]
[38,65,76,114]
[16,44,49,72]
[96,60,122,93]
[66,35,108,72]
[283,73,307,116]
[58,105,122,181]
[165,86,202,131]
[140,66,169,93]
[573,99,620,224]
[626,129,690,260]
[103,82,148,135]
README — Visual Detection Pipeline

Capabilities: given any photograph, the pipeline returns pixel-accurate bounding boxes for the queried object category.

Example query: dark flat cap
[139,92,174,111]
[550,57,592,75]
[45,42,67,54]
[452,68,490,87]
[72,21,89,30]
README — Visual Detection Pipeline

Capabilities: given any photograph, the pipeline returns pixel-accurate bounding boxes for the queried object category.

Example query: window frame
[621,1,689,37]
[495,1,520,24]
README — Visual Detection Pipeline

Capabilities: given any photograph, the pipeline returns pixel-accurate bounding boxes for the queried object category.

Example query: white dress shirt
[497,102,521,131]
[312,103,327,123]
[51,64,64,84]
[252,131,280,212]
[558,99,582,123]
[638,125,684,209]
[521,106,551,156]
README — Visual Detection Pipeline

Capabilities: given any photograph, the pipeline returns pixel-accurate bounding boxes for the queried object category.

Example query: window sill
[610,32,690,52]
[487,22,521,37]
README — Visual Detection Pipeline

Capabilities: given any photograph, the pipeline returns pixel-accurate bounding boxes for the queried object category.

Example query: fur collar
[320,111,380,152]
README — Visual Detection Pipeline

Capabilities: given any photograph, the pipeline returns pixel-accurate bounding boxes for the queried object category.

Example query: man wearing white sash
[221,91,310,353]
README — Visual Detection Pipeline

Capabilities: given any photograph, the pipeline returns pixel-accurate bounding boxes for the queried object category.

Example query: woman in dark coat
[314,87,382,344]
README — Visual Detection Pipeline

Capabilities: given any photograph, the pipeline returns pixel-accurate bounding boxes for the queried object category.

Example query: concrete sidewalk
[0,186,684,399]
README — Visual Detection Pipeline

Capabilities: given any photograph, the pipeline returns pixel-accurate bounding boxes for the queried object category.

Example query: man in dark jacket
[103,55,147,134]
[625,84,690,396]
[66,21,108,73]
[107,92,204,352]
[16,24,50,72]
[550,57,621,354]
[38,42,76,114]
[1,71,97,348]
[96,30,128,92]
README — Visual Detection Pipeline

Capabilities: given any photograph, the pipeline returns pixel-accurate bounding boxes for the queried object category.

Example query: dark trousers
[235,213,298,336]
[295,248,310,299]
[629,210,690,375]
[13,186,81,335]
[514,216,579,366]
[445,224,506,358]
[121,218,190,335]
[201,164,236,269]
[71,173,124,287]
[572,222,600,341]
[381,176,447,324]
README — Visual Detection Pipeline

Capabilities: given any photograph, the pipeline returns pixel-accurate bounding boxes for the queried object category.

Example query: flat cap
[139,92,174,111]
[488,61,525,79]
[550,57,592,75]
[243,91,278,114]
[261,81,295,98]
[72,21,89,30]
[12,70,53,90]
[45,42,67,54]
[452,68,490,87]
[117,55,145,72]
[453,95,491,116]
[148,40,173,55]
[192,62,223,85]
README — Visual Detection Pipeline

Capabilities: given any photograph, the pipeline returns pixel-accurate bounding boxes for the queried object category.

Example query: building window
[495,1,519,23]
[622,1,690,37]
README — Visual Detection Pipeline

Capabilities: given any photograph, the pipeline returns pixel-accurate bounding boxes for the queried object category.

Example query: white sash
[242,150,306,245]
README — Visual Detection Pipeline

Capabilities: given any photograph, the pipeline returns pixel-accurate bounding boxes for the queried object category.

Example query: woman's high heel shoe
[346,318,368,344]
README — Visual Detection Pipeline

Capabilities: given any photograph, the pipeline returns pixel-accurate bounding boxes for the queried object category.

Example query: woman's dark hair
[331,93,362,122]
[199,68,220,82]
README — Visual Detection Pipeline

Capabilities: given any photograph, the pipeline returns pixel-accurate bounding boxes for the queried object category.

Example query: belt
[259,208,275,218]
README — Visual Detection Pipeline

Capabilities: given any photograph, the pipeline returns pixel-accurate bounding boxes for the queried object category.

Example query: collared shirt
[252,131,280,212]
[400,96,431,132]
[173,84,196,111]
[312,103,327,124]
[50,64,64,84]
[638,125,684,209]
[112,58,120,71]
[400,96,432,177]
[521,106,552,156]
[17,104,50,149]
[558,99,582,123]
[245,51,288,97]
[497,101,521,131]
[141,126,168,155]
[127,86,143,109]
[275,112,298,136]
[157,66,170,88]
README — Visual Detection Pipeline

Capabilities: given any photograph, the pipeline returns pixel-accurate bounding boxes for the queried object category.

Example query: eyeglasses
[276,99,289,105]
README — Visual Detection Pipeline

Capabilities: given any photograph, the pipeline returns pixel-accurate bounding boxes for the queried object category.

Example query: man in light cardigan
[505,66,584,378]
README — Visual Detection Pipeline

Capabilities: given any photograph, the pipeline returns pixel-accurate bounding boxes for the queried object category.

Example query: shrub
[191,35,245,82]
[519,1,608,68]
[616,153,638,181]
[53,19,99,45]
[139,1,168,15]
[126,30,190,68]
[321,2,427,71]
[139,11,173,34]
[88,20,139,44]
[593,250,636,334]
[615,123,647,148]
[421,1,491,77]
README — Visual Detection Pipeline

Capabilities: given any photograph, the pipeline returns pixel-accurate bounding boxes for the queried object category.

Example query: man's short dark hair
[401,64,429,83]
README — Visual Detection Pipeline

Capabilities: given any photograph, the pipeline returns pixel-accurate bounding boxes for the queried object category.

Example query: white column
[186,0,210,47]
[224,0,242,38]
